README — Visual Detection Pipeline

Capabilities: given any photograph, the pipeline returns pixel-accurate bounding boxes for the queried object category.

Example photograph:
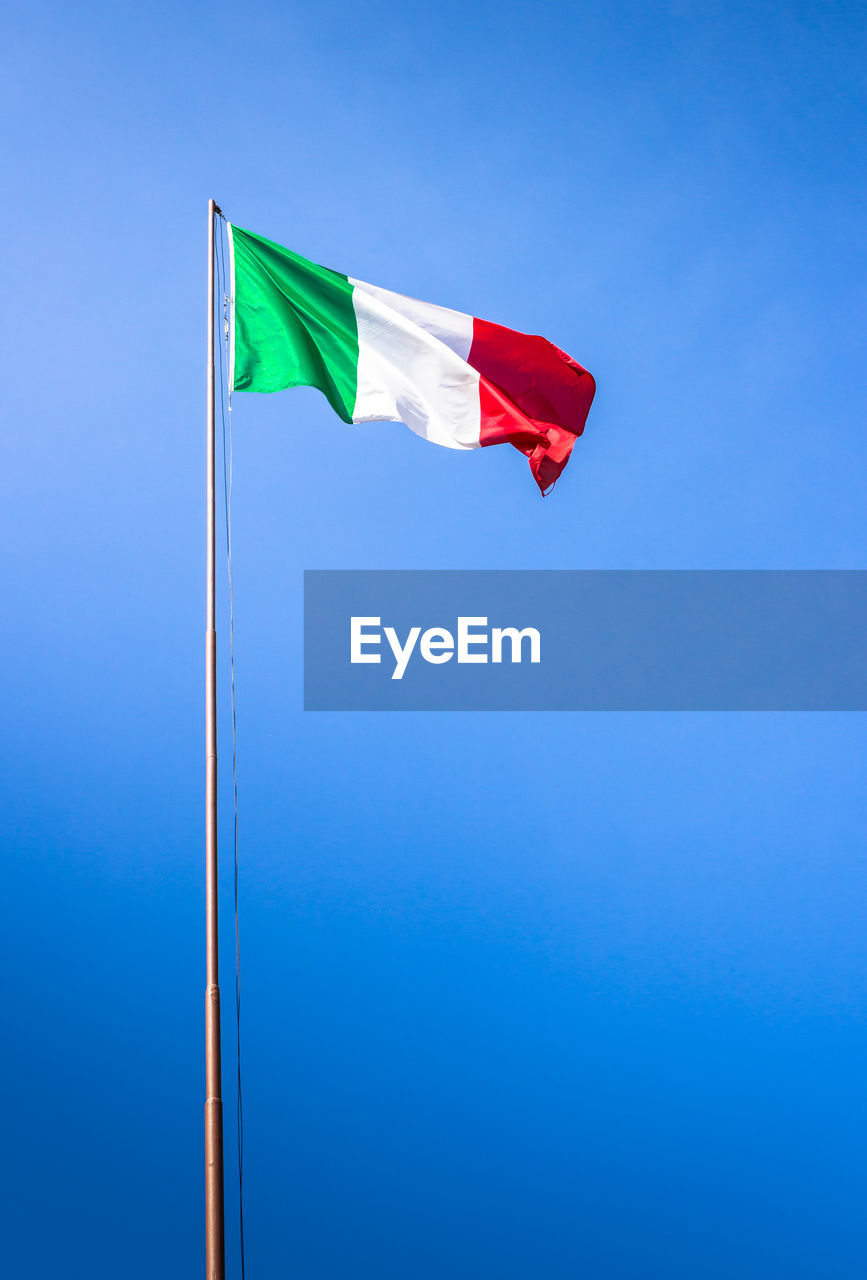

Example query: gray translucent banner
[304,571,867,711]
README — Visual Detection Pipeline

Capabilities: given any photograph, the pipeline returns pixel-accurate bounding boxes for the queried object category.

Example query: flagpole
[205,195,226,1280]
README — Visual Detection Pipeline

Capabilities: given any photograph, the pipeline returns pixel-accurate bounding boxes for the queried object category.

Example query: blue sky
[2,1,866,1275]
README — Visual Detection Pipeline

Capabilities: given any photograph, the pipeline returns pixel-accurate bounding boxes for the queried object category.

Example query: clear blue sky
[2,1,866,1275]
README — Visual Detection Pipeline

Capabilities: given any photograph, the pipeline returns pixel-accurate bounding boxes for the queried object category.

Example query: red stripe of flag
[470,319,596,494]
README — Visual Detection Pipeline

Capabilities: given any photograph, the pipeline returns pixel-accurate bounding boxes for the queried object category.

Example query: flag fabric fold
[228,224,595,494]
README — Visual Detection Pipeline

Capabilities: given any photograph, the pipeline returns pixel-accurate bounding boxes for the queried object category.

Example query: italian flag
[227,225,596,494]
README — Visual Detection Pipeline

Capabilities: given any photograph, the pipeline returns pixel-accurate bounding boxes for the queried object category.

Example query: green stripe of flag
[229,225,358,422]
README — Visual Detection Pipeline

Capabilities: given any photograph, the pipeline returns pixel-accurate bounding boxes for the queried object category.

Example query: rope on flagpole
[215,212,246,1280]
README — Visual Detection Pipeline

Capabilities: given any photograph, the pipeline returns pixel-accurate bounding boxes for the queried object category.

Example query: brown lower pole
[205,195,226,1280]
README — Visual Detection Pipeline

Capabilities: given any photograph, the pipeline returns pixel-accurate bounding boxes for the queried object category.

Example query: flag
[227,225,596,494]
